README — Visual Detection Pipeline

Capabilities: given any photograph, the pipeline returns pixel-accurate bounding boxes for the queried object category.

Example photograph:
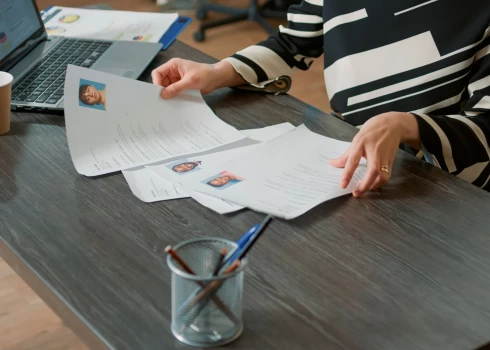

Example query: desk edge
[0,237,112,350]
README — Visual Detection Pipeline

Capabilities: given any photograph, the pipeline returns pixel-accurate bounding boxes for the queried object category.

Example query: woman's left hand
[329,112,421,197]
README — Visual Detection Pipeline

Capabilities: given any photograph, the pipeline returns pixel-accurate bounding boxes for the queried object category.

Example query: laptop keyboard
[11,38,112,105]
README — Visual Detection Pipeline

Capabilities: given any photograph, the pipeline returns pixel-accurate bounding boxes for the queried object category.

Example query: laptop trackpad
[92,42,155,79]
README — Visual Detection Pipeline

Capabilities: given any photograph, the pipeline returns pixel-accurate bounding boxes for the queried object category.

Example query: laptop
[2,0,162,112]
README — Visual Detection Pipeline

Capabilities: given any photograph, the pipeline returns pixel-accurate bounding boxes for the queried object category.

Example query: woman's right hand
[151,58,245,99]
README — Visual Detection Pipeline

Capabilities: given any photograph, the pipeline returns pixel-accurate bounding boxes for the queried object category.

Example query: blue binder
[159,16,192,50]
[40,6,191,51]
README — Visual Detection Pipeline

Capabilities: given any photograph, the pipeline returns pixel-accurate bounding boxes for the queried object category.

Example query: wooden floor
[0,1,330,349]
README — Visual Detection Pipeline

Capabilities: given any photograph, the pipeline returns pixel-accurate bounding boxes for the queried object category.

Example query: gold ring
[381,166,390,174]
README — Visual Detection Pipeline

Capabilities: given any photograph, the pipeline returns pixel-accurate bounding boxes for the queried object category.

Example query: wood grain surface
[2,41,490,350]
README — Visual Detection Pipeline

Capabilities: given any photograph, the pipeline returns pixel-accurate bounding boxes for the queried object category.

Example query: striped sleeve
[223,0,324,87]
[411,39,490,189]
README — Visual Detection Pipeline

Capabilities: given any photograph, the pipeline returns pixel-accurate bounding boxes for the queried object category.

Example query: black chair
[193,0,295,42]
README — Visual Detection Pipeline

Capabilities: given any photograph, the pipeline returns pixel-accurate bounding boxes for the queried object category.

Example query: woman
[207,174,239,188]
[172,161,201,173]
[152,0,490,197]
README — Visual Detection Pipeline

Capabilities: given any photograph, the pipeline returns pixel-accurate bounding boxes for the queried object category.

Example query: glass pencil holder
[167,238,247,347]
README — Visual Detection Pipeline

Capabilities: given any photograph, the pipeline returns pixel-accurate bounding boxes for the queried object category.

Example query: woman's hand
[151,58,245,99]
[329,112,421,197]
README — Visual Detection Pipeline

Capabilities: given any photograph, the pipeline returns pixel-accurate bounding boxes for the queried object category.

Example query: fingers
[371,168,391,191]
[355,161,391,196]
[161,78,191,99]
[353,160,380,197]
[161,76,171,88]
[152,58,182,87]
[152,59,189,99]
[151,63,171,86]
[329,148,350,168]
[340,143,363,189]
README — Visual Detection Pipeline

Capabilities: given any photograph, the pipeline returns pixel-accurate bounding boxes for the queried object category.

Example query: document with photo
[145,123,296,213]
[120,123,292,213]
[122,166,243,213]
[42,6,178,43]
[64,65,246,176]
[145,123,296,183]
[174,125,367,220]
[122,167,189,203]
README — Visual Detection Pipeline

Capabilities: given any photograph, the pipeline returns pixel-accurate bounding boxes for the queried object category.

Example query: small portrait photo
[79,79,106,111]
[165,159,201,175]
[202,171,244,190]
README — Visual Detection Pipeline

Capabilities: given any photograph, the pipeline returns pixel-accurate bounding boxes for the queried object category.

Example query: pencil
[165,246,240,325]
[212,248,228,276]
[177,247,228,311]
[184,215,274,320]
[182,260,241,315]
[165,245,194,274]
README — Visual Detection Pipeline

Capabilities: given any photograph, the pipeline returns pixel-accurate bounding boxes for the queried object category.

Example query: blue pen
[222,223,260,267]
[181,216,273,325]
[237,224,260,247]
[176,223,261,317]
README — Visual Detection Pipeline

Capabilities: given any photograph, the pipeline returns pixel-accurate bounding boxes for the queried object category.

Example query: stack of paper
[41,7,178,43]
[140,123,297,214]
[64,66,365,219]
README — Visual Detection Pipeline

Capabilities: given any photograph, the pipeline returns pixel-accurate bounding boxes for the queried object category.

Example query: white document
[146,123,296,184]
[122,167,189,202]
[121,166,242,214]
[122,168,242,214]
[145,123,296,213]
[41,7,178,43]
[64,65,246,176]
[124,123,295,214]
[174,125,367,220]
[186,190,245,215]
[239,123,295,142]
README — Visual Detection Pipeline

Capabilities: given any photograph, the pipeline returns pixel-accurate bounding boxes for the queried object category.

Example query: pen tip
[164,245,172,253]
[220,247,228,256]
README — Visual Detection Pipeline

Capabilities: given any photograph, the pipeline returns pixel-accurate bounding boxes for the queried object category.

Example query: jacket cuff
[223,57,291,95]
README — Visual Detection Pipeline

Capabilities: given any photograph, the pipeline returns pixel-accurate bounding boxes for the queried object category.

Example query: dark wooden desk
[2,41,490,350]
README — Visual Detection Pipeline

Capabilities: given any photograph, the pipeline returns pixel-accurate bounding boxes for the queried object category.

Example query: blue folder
[40,6,191,51]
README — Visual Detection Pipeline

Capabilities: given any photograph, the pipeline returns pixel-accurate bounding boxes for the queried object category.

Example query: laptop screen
[0,0,45,67]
